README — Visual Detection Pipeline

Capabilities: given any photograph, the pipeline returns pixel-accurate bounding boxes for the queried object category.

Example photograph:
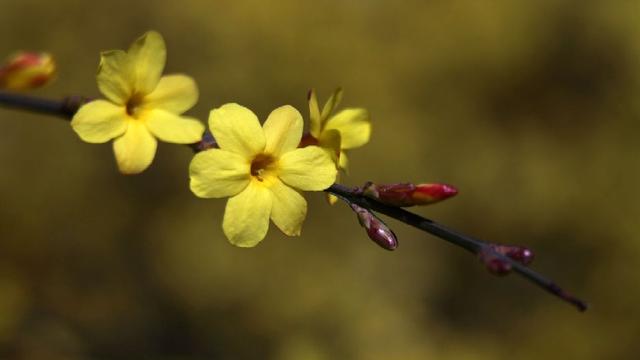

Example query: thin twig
[0,91,588,311]
[0,91,82,119]
[327,183,587,311]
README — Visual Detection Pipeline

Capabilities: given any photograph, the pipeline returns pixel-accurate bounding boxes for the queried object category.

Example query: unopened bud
[489,244,535,265]
[412,183,458,205]
[362,182,458,207]
[478,249,512,275]
[0,52,56,90]
[350,203,398,250]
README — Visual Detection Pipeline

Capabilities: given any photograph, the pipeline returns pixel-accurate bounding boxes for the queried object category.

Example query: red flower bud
[411,183,458,205]
[478,249,512,276]
[485,257,512,275]
[0,52,56,90]
[362,182,458,207]
[350,203,398,250]
[489,244,535,265]
[479,244,535,276]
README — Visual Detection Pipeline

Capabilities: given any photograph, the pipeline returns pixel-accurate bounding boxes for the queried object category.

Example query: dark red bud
[478,249,512,276]
[486,257,512,275]
[489,244,535,265]
[367,221,398,251]
[362,182,458,207]
[350,203,398,251]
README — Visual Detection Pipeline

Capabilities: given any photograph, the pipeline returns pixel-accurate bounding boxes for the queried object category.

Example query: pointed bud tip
[515,247,535,265]
[440,184,459,197]
[412,183,458,204]
[489,244,535,265]
[368,226,398,251]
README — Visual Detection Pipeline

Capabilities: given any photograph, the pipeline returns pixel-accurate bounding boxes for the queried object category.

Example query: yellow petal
[71,100,128,143]
[97,50,133,104]
[338,151,349,171]
[320,87,343,123]
[270,179,307,236]
[112,121,157,174]
[189,149,250,198]
[324,108,371,149]
[318,129,342,166]
[308,89,322,138]
[143,74,198,114]
[144,109,204,144]
[278,146,337,191]
[209,103,265,158]
[326,172,341,205]
[263,105,303,157]
[128,31,166,95]
[223,181,272,247]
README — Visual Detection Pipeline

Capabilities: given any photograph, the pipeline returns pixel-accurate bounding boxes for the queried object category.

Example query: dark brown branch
[0,91,588,311]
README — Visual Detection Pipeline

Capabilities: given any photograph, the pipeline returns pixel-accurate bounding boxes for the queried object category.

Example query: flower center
[126,93,145,117]
[250,154,276,182]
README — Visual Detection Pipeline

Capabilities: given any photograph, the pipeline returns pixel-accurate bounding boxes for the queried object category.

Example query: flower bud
[411,183,458,205]
[478,249,512,276]
[489,244,535,265]
[350,203,398,250]
[0,52,56,90]
[362,182,458,207]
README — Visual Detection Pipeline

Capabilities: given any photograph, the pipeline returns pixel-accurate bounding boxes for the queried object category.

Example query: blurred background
[1,0,639,358]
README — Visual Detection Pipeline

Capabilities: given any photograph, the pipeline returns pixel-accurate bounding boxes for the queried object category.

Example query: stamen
[126,93,144,117]
[251,154,275,182]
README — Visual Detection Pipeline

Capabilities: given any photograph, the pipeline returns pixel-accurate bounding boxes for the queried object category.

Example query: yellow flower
[189,103,337,247]
[308,87,372,171]
[71,31,204,174]
[307,88,372,204]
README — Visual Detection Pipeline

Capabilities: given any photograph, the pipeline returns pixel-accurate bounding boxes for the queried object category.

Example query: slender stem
[0,91,588,311]
[0,91,81,119]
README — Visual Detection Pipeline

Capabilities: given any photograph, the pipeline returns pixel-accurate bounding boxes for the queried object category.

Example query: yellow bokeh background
[1,1,639,358]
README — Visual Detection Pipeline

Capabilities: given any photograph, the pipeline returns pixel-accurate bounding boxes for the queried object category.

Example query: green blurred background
[1,0,639,358]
